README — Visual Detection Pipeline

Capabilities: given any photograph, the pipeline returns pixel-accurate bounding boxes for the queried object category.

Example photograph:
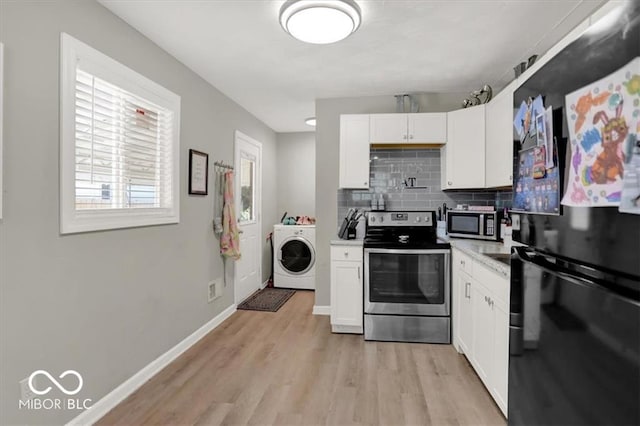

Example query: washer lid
[278,237,315,275]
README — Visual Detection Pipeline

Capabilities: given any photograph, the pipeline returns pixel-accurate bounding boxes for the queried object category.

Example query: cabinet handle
[409,134,414,139]
[448,181,452,185]
[509,174,513,181]
[461,260,465,266]
[364,181,368,186]
[465,282,470,298]
[344,251,349,257]
[357,266,361,280]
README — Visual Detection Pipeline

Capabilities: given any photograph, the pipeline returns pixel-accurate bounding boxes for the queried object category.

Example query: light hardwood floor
[97,291,506,426]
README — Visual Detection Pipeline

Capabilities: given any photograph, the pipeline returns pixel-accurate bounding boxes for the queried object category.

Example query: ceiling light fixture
[279,0,361,44]
[305,117,317,126]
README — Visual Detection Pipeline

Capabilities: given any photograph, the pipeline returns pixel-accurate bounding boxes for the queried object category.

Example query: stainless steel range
[363,211,451,343]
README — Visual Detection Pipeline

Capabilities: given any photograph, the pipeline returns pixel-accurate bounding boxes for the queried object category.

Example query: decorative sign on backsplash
[403,176,427,189]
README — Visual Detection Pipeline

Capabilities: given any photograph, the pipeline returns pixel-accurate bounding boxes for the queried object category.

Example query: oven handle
[364,248,451,255]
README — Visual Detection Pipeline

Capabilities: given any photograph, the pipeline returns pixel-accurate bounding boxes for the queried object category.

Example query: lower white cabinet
[452,248,509,416]
[330,245,363,334]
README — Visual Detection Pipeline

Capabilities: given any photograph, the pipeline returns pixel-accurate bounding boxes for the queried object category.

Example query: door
[339,114,370,189]
[444,105,486,189]
[509,247,640,425]
[408,113,447,143]
[234,131,262,304]
[471,282,494,386]
[485,81,516,188]
[364,249,450,316]
[330,260,363,327]
[369,113,407,143]
[458,270,474,355]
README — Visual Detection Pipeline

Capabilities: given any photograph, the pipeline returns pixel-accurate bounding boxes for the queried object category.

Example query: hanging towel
[212,170,224,235]
[220,171,241,260]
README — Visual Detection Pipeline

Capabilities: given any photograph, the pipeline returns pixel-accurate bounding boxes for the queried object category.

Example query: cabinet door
[369,113,407,143]
[339,114,370,189]
[444,106,486,189]
[408,113,447,143]
[471,282,494,386]
[330,260,363,328]
[492,303,509,416]
[485,82,516,188]
[457,270,474,355]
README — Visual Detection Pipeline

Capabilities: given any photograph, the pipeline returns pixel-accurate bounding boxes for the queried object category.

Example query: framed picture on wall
[188,149,208,195]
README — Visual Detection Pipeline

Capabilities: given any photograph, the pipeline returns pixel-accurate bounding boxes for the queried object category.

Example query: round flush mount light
[305,117,317,126]
[279,0,362,44]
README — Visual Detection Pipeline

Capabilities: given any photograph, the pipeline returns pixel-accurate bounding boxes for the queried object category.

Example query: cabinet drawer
[453,249,474,275]
[331,245,363,262]
[473,262,509,311]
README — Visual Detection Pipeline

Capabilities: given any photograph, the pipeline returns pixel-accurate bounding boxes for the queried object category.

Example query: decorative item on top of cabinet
[330,245,363,334]
[369,113,447,144]
[441,105,486,189]
[339,114,370,189]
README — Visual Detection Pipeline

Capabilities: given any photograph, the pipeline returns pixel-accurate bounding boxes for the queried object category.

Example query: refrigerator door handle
[512,247,640,306]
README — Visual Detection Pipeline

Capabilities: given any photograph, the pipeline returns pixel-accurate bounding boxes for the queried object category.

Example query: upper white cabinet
[339,114,370,189]
[369,113,447,144]
[485,81,517,188]
[441,105,486,189]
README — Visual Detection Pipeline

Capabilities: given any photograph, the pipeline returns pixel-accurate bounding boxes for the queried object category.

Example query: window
[60,33,180,233]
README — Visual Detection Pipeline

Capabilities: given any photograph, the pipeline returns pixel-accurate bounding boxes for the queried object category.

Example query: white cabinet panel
[408,113,447,143]
[442,105,486,189]
[339,114,370,189]
[369,113,407,143]
[492,303,509,415]
[457,270,473,355]
[471,282,494,385]
[370,113,447,144]
[485,81,516,188]
[330,245,363,334]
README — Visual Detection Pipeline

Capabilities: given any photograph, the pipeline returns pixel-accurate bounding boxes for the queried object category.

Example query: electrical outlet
[208,278,223,303]
[20,376,36,402]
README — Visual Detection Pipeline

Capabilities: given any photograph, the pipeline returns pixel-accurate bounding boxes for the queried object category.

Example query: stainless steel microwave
[446,209,502,241]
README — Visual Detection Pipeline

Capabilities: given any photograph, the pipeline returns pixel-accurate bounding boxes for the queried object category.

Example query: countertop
[441,235,517,277]
[330,238,364,246]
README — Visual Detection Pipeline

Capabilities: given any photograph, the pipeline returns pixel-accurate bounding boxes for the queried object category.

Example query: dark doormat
[237,288,296,312]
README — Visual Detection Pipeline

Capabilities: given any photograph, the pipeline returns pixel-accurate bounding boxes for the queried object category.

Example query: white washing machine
[273,224,316,290]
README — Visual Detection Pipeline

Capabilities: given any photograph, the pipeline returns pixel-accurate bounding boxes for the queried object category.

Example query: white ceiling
[99,0,605,133]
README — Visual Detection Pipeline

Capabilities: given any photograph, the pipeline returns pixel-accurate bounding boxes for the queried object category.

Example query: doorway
[234,131,262,304]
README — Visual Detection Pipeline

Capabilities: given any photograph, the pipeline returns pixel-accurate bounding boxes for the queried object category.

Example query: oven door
[364,248,450,316]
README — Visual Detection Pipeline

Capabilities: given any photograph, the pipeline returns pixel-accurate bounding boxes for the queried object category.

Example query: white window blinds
[74,69,174,210]
[60,33,180,234]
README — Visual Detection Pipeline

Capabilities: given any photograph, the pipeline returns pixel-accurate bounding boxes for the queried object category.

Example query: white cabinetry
[369,113,446,144]
[330,245,363,334]
[452,248,509,416]
[339,114,370,189]
[441,105,485,189]
[485,81,517,188]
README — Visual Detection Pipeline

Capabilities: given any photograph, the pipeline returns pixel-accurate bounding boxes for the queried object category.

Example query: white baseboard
[261,279,269,289]
[67,303,237,426]
[312,305,330,316]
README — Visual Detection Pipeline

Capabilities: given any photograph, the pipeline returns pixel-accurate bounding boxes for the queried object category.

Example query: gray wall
[276,132,316,218]
[0,1,277,424]
[314,94,467,307]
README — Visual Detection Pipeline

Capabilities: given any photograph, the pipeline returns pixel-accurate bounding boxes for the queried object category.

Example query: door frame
[233,130,262,304]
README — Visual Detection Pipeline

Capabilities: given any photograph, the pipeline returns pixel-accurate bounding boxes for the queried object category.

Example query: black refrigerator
[508,3,640,425]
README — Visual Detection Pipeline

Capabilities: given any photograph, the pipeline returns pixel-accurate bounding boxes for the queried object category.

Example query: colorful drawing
[562,57,640,208]
[512,146,560,215]
[514,101,527,142]
[535,113,547,147]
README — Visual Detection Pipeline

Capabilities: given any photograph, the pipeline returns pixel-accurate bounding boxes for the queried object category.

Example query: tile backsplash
[337,148,512,227]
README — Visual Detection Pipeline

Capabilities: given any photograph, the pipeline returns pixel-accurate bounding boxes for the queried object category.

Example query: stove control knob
[370,216,376,223]
[415,216,421,222]
[379,216,384,223]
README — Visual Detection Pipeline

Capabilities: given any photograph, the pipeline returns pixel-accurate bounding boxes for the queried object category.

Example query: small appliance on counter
[446,208,503,241]
[338,208,363,240]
